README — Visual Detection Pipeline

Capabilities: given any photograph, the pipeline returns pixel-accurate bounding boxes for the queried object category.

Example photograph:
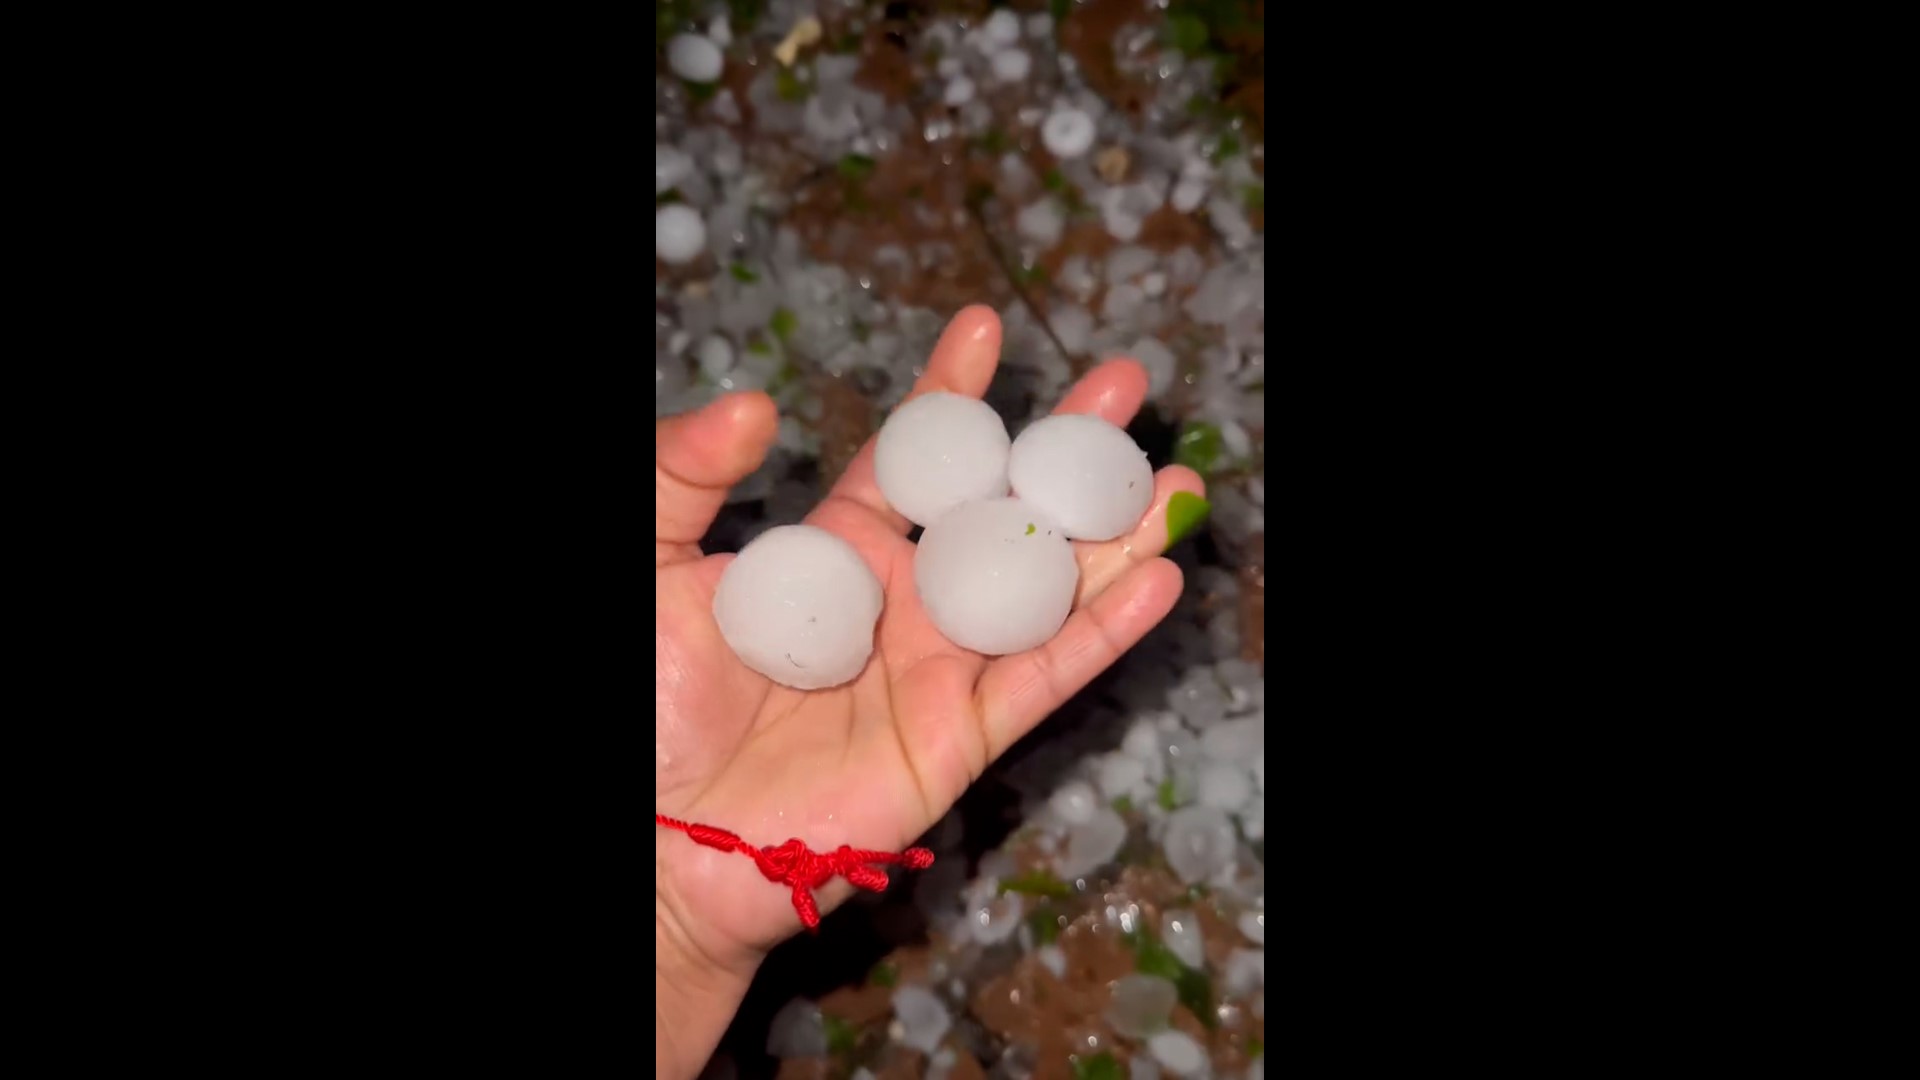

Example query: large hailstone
[656,204,707,265]
[1008,414,1154,541]
[874,392,1011,528]
[713,525,883,690]
[914,498,1076,656]
[667,33,725,83]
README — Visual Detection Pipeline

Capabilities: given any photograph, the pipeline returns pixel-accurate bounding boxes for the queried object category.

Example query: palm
[654,306,1204,979]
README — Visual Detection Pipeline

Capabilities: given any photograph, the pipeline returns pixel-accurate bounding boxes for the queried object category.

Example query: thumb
[656,391,779,566]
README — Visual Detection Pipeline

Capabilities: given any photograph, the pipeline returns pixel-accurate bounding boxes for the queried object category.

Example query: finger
[811,304,1003,534]
[1072,465,1208,607]
[1050,356,1149,426]
[656,392,779,566]
[974,558,1185,760]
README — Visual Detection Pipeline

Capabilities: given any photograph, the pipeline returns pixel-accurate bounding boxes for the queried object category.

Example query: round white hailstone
[1197,762,1252,813]
[984,8,1022,46]
[1201,716,1262,761]
[1238,910,1265,945]
[1041,108,1096,159]
[991,47,1032,83]
[1057,806,1127,879]
[1224,948,1265,998]
[707,15,732,47]
[696,335,735,380]
[1239,796,1263,840]
[914,497,1075,655]
[943,75,976,106]
[1161,908,1205,969]
[874,392,1012,528]
[712,525,883,690]
[1162,805,1236,884]
[1008,414,1154,541]
[1148,1030,1207,1078]
[667,33,724,83]
[1036,944,1067,979]
[656,204,707,265]
[890,986,952,1055]
[1107,974,1177,1038]
[1049,779,1099,825]
[656,145,693,195]
[1097,754,1147,799]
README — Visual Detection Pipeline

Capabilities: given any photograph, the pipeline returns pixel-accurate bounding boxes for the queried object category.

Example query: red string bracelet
[655,813,935,932]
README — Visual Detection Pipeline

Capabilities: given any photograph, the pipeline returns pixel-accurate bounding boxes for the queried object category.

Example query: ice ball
[874,392,1012,528]
[914,497,1076,656]
[1041,108,1096,159]
[667,34,724,84]
[1007,413,1154,541]
[656,204,707,266]
[713,525,883,689]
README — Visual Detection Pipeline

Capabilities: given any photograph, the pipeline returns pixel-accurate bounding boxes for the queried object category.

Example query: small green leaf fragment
[685,79,718,102]
[1243,183,1264,214]
[1211,131,1242,163]
[1173,421,1224,475]
[1169,14,1209,54]
[776,66,810,102]
[1073,1051,1123,1080]
[1113,795,1133,813]
[1027,903,1063,945]
[1247,1036,1264,1059]
[1157,777,1180,811]
[770,307,798,343]
[822,1014,858,1056]
[1165,491,1211,548]
[999,869,1074,899]
[869,961,898,988]
[1026,523,1036,535]
[837,153,877,182]
[729,262,758,283]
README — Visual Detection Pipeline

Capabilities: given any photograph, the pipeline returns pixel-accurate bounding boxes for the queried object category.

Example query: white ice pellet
[1197,762,1252,813]
[766,998,827,1058]
[656,204,707,265]
[1201,716,1263,760]
[991,47,1032,83]
[656,145,693,195]
[891,986,952,1054]
[1007,414,1154,541]
[984,9,1022,46]
[1162,908,1206,969]
[696,335,735,380]
[943,75,976,106]
[1221,420,1252,460]
[1239,796,1263,840]
[1148,1030,1208,1077]
[1171,174,1209,213]
[1122,718,1163,762]
[1141,271,1168,297]
[1041,108,1096,159]
[1107,974,1177,1038]
[1224,948,1265,998]
[1056,805,1127,878]
[1238,910,1265,945]
[1016,199,1065,248]
[1037,944,1067,979]
[968,891,1023,945]
[874,392,1012,528]
[708,16,731,47]
[1162,805,1236,884]
[1097,754,1147,799]
[914,497,1075,656]
[1050,779,1099,825]
[667,33,724,83]
[712,525,883,690]
[1129,337,1178,399]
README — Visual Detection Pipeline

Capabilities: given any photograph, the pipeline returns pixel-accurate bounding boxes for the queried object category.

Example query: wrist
[655,888,760,1080]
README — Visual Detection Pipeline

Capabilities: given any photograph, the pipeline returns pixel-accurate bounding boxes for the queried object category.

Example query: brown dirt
[1237,530,1264,663]
[809,373,877,487]
[819,981,894,1026]
[775,1057,832,1080]
[1059,0,1160,117]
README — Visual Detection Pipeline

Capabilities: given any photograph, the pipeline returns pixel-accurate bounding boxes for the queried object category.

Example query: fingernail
[1165,491,1210,549]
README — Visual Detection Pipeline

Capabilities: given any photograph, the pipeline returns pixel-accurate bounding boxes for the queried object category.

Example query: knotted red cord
[655,813,935,932]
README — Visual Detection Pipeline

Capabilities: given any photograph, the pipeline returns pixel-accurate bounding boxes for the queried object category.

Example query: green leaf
[725,0,764,31]
[1247,1036,1264,1059]
[999,869,1074,899]
[1026,522,1036,535]
[823,1014,858,1056]
[1210,131,1242,164]
[1243,183,1264,214]
[1051,0,1072,26]
[837,153,877,182]
[1027,903,1063,945]
[1157,777,1181,811]
[1173,421,1223,475]
[1073,1052,1123,1080]
[776,65,810,102]
[1113,795,1133,814]
[685,78,718,102]
[1043,168,1069,193]
[976,127,1012,155]
[1168,13,1209,54]
[656,188,681,207]
[729,262,759,283]
[746,337,773,357]
[1125,929,1216,1029]
[770,307,798,344]
[869,961,898,988]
